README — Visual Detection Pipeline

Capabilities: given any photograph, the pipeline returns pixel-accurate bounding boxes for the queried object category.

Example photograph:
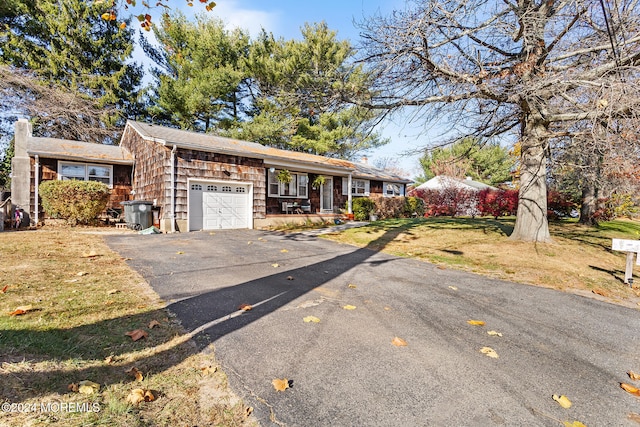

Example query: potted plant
[276,169,292,183]
[311,174,326,189]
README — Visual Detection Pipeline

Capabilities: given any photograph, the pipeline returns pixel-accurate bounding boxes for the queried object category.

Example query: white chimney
[361,156,368,164]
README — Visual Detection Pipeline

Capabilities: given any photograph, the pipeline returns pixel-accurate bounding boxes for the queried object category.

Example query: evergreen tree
[144,12,251,132]
[0,0,143,141]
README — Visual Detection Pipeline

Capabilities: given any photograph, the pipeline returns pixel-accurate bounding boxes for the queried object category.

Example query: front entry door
[321,178,333,212]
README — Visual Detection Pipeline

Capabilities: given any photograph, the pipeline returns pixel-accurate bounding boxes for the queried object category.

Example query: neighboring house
[414,175,497,192]
[11,119,411,231]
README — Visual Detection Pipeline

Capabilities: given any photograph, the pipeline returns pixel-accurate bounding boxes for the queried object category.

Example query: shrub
[39,180,110,225]
[547,190,577,220]
[413,187,477,217]
[403,196,425,217]
[352,197,376,220]
[477,188,518,218]
[374,197,404,219]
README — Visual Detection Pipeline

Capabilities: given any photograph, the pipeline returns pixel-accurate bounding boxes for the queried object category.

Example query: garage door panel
[190,182,250,231]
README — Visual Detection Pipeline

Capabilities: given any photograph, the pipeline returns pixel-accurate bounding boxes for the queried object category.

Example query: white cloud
[213,1,280,38]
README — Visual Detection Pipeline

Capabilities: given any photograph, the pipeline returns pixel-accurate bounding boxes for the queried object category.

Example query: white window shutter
[342,177,348,195]
[364,180,370,196]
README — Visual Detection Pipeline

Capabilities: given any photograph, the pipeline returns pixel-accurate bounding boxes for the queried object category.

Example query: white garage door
[189,181,251,231]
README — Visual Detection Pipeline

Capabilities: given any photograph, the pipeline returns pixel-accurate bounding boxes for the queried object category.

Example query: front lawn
[0,228,255,427]
[322,217,640,304]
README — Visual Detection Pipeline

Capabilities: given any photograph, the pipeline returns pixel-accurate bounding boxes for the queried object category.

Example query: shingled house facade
[11,119,411,231]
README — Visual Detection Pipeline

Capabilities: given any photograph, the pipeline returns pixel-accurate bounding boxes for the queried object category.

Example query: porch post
[347,173,353,214]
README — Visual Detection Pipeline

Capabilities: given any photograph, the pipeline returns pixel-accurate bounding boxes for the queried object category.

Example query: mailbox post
[611,239,640,286]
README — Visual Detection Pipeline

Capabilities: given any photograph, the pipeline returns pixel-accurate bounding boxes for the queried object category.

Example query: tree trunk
[579,182,597,226]
[510,110,552,242]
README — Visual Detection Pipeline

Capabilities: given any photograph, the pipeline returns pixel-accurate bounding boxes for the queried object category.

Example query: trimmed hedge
[39,180,110,225]
[352,197,377,220]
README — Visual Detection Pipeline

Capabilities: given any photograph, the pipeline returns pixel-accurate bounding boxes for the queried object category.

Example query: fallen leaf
[303,316,321,323]
[209,232,215,235]
[384,306,391,311]
[280,249,288,253]
[271,263,279,268]
[78,380,100,394]
[437,265,446,270]
[67,383,79,392]
[81,251,99,258]
[348,284,357,289]
[592,288,609,297]
[77,271,88,276]
[629,371,640,381]
[448,286,458,291]
[239,303,252,311]
[272,378,289,392]
[563,422,587,427]
[487,330,503,337]
[144,390,155,402]
[9,305,33,316]
[176,251,184,254]
[286,276,294,280]
[148,320,161,329]
[126,367,144,382]
[467,320,486,326]
[107,289,120,295]
[392,337,408,347]
[628,413,640,423]
[1,285,8,293]
[125,329,148,341]
[104,300,114,306]
[247,241,252,245]
[553,394,573,409]
[480,347,499,358]
[258,237,264,241]
[104,355,115,364]
[126,389,145,405]
[343,305,357,310]
[200,365,217,375]
[621,383,640,397]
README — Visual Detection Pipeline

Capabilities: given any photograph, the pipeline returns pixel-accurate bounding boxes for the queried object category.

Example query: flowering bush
[477,188,518,218]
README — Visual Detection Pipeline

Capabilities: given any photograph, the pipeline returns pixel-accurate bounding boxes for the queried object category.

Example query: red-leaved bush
[413,187,479,217]
[477,188,519,218]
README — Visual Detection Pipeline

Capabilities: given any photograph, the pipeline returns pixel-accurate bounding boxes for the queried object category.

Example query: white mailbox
[611,239,640,285]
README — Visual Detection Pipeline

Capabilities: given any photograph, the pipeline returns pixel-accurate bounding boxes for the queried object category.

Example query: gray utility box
[121,200,153,231]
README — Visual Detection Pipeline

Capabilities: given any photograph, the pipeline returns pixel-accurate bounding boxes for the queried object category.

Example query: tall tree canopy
[0,0,142,142]
[419,138,514,186]
[359,0,640,241]
[144,12,251,132]
[233,22,388,159]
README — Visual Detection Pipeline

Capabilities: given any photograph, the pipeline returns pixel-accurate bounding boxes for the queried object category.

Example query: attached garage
[188,180,253,231]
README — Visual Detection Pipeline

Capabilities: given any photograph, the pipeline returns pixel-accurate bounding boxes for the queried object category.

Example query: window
[222,186,232,192]
[206,185,217,191]
[235,187,246,193]
[191,184,203,191]
[59,162,113,187]
[341,178,370,196]
[267,170,308,198]
[384,182,404,197]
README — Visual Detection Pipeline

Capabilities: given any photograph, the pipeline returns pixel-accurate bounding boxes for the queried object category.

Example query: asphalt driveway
[105,229,640,426]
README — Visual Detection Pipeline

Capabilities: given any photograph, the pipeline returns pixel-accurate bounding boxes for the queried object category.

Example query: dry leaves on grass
[68,380,100,395]
[392,337,408,347]
[553,394,573,409]
[303,316,321,323]
[105,355,115,364]
[125,329,148,341]
[126,388,155,405]
[81,250,100,258]
[621,383,640,397]
[272,378,290,392]
[1,285,8,293]
[480,347,499,358]
[592,288,610,297]
[467,320,486,326]
[126,367,144,382]
[200,365,217,376]
[148,320,161,329]
[9,305,34,316]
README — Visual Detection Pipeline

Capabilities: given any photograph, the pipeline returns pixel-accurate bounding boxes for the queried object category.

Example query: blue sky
[155,0,425,176]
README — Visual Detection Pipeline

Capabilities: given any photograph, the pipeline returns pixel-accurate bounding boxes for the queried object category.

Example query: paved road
[105,229,640,426]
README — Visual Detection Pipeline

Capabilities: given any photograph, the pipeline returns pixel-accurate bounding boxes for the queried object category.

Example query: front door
[320,178,333,212]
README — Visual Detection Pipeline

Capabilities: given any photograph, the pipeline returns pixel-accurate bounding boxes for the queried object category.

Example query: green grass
[322,217,640,304]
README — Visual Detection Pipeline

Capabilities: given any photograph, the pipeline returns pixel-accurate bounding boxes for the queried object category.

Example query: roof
[27,136,133,165]
[126,121,411,183]
[416,175,497,191]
